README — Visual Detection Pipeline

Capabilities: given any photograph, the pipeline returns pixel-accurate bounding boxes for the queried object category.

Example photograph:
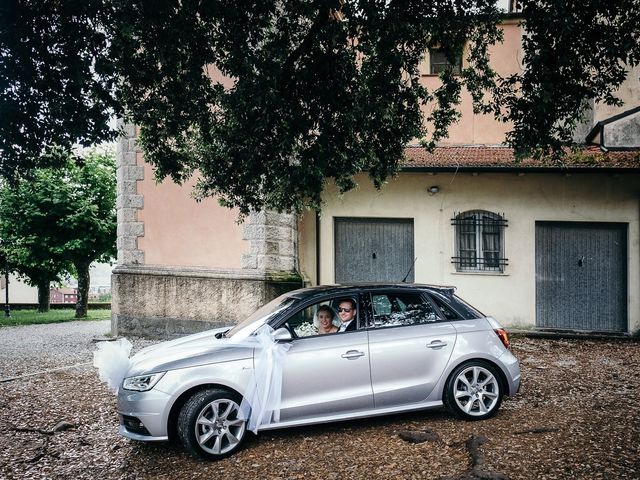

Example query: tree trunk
[75,261,90,318]
[37,280,50,312]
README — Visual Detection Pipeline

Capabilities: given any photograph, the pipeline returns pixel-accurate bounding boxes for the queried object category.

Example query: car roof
[284,283,456,301]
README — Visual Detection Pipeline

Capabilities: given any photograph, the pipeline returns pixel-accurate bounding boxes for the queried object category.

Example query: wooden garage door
[535,222,627,332]
[334,218,414,284]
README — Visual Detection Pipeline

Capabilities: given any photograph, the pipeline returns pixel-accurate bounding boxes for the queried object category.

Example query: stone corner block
[118,250,144,266]
[256,254,295,272]
[241,254,258,269]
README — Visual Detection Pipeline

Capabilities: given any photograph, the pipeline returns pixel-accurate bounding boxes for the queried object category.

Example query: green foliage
[495,0,640,159]
[97,293,112,302]
[0,308,111,327]
[0,148,116,291]
[2,1,639,215]
[0,0,119,180]
[110,0,640,214]
[111,0,503,215]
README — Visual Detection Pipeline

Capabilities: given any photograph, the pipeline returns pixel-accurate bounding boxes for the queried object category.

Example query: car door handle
[341,350,365,360]
[426,340,448,349]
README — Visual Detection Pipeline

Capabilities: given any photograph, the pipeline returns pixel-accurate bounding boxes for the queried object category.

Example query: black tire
[177,388,247,460]
[443,360,504,421]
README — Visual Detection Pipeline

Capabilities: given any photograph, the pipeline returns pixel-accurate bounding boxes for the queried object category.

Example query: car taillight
[495,328,510,349]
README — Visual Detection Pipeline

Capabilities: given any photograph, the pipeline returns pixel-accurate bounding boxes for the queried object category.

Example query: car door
[276,295,374,422]
[366,290,457,408]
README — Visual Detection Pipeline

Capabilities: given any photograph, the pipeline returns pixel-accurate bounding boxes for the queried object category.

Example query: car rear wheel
[444,361,503,420]
[177,388,247,460]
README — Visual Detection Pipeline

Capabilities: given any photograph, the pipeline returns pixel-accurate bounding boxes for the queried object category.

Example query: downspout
[315,211,321,285]
[600,128,608,152]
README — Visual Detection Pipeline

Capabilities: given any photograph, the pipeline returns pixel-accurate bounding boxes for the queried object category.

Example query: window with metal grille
[429,48,462,75]
[452,211,508,272]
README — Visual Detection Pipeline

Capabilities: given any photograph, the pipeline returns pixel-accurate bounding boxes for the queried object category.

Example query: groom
[337,298,357,332]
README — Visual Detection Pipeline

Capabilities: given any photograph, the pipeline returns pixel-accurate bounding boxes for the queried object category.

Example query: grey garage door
[535,222,627,332]
[335,218,414,283]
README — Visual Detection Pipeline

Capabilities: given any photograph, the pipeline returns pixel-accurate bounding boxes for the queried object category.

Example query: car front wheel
[177,388,247,460]
[444,361,503,420]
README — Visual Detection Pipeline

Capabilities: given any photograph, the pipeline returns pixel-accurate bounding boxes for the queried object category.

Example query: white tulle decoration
[237,325,291,433]
[93,338,133,394]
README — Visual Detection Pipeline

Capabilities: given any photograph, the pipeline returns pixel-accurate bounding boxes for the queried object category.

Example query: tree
[497,0,640,157]
[0,237,69,313]
[0,0,118,180]
[0,149,116,316]
[2,2,639,215]
[110,0,640,215]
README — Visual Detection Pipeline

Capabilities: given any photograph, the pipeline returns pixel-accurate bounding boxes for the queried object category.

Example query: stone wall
[115,121,144,265]
[605,109,640,148]
[241,211,298,271]
[112,265,301,338]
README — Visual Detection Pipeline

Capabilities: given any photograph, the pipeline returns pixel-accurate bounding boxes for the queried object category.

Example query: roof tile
[402,146,640,169]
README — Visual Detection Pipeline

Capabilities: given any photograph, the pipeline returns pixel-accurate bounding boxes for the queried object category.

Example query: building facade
[112,19,640,337]
[50,287,78,304]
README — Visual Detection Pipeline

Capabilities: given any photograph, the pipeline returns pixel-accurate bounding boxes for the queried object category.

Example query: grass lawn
[0,308,111,327]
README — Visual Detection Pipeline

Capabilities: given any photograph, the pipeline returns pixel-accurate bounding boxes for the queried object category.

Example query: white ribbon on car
[92,325,291,432]
[93,338,133,394]
[235,325,291,433]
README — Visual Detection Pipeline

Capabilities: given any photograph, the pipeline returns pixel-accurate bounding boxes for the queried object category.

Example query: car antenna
[401,257,418,283]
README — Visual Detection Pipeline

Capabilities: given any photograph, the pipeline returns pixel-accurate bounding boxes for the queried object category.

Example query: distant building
[50,287,78,304]
[88,285,111,301]
[0,274,38,303]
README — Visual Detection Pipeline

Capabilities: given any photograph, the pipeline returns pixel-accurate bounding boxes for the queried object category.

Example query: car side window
[371,292,438,328]
[282,300,342,338]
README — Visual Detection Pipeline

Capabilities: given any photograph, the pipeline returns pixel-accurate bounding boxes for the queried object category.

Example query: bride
[314,305,339,334]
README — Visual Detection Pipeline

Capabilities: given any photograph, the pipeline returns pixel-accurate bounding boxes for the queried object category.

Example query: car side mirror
[273,327,292,341]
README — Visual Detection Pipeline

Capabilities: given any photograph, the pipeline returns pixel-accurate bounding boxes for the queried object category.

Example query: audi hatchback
[117,284,520,460]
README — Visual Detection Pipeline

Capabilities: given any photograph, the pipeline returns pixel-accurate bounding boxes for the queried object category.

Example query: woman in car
[315,305,339,334]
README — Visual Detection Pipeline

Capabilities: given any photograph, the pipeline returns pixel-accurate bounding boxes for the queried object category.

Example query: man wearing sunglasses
[336,299,357,332]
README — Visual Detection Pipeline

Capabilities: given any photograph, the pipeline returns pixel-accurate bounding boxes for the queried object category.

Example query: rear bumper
[499,349,521,395]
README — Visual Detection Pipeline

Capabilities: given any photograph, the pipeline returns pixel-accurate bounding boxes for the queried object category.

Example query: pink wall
[136,153,248,268]
[419,21,522,145]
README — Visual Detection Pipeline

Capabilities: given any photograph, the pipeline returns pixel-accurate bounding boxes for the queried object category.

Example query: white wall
[0,274,38,303]
[305,171,640,333]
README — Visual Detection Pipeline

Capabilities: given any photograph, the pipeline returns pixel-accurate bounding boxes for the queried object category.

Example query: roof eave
[401,165,640,174]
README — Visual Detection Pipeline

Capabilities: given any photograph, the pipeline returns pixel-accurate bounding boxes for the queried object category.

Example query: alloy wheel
[194,398,246,455]
[452,365,500,417]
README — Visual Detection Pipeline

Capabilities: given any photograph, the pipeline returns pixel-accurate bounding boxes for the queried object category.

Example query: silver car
[117,284,521,460]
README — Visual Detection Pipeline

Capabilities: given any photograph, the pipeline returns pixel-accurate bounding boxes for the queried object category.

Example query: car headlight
[122,372,166,392]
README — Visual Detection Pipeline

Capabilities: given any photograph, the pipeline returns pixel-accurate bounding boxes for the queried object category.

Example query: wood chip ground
[0,325,638,479]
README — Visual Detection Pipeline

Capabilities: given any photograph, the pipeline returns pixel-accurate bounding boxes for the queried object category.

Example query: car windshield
[224,294,296,338]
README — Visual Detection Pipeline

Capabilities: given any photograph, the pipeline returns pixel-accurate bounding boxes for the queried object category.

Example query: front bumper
[117,388,172,441]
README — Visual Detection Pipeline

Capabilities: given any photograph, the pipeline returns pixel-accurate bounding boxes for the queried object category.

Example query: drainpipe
[315,211,321,286]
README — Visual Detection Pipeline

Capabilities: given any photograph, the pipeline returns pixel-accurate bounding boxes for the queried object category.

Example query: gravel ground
[0,322,639,479]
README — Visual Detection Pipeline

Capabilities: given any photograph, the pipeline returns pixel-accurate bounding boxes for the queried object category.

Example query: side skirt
[258,400,444,431]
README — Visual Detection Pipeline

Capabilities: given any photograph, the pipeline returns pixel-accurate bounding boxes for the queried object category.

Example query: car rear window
[428,291,484,320]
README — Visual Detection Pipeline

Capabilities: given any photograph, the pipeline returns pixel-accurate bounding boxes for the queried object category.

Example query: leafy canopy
[112,0,504,214]
[111,0,640,215]
[497,0,640,155]
[0,0,119,180]
[1,1,639,216]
